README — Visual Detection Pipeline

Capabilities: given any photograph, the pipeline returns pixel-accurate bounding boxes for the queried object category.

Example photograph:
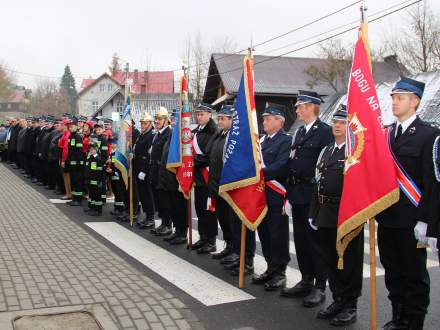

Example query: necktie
[395,124,402,141]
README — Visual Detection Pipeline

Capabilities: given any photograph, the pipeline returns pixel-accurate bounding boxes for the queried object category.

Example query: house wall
[78,77,121,116]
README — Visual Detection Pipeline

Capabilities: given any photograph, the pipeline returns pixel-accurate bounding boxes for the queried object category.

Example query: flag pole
[182,65,193,250]
[360,1,377,329]
[124,62,134,227]
[369,218,377,330]
[238,45,254,288]
[238,223,246,288]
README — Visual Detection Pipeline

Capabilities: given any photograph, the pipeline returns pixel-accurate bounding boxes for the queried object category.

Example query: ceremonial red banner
[336,36,399,268]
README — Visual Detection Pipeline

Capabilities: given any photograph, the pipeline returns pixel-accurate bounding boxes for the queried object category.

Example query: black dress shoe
[317,298,345,319]
[220,253,240,265]
[31,178,38,183]
[67,200,82,206]
[382,320,409,330]
[212,244,232,260]
[264,273,286,291]
[145,220,155,228]
[89,210,102,217]
[110,210,123,216]
[252,269,274,285]
[230,264,254,276]
[330,308,357,326]
[37,182,44,186]
[192,239,207,250]
[280,279,314,298]
[303,287,326,307]
[223,260,240,270]
[156,226,172,236]
[150,224,163,234]
[197,243,216,254]
[170,236,187,245]
[83,208,92,213]
[164,232,179,242]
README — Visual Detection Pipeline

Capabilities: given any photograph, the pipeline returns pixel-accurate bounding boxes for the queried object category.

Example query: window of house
[0,104,2,109]
[7,104,11,109]
[108,84,113,92]
[116,101,123,113]
[92,101,98,112]
[99,84,105,92]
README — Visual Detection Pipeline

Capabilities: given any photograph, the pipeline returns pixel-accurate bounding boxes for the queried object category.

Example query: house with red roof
[78,70,175,118]
[0,87,31,116]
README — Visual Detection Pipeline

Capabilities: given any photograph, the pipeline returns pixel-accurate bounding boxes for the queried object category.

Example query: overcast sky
[1,0,438,89]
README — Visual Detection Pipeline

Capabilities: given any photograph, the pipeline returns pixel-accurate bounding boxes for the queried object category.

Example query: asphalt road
[9,167,440,330]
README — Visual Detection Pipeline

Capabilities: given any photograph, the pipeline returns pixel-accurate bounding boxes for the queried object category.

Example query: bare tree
[181,31,237,104]
[0,63,14,100]
[305,39,353,93]
[384,1,440,73]
[30,79,69,115]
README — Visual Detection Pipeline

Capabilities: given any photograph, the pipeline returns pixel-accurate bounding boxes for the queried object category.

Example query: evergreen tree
[109,53,121,75]
[60,65,78,115]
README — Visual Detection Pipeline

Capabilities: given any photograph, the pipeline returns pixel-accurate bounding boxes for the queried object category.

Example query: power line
[4,0,362,81]
[199,0,422,97]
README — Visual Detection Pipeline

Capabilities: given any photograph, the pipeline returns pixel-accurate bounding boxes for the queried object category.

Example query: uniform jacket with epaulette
[261,129,291,206]
[376,117,439,228]
[288,118,334,204]
[133,128,154,175]
[309,143,345,228]
[193,118,218,187]
[66,131,84,169]
[149,126,172,188]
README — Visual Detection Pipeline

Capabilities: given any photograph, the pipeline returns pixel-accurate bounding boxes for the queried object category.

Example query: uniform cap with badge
[140,112,153,122]
[390,76,425,99]
[295,90,325,107]
[262,103,285,118]
[196,102,213,113]
[332,104,348,121]
[217,104,233,117]
[155,106,169,119]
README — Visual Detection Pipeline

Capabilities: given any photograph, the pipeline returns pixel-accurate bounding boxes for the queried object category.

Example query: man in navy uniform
[376,77,439,330]
[192,103,219,254]
[133,112,155,229]
[281,90,333,307]
[149,107,173,236]
[252,104,291,291]
[309,105,362,326]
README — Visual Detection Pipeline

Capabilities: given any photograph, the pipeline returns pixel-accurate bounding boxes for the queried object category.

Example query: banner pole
[187,197,192,250]
[238,223,246,288]
[369,218,377,330]
[129,93,134,227]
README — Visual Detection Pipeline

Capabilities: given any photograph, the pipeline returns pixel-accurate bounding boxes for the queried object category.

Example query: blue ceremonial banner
[166,106,181,166]
[114,96,131,188]
[219,55,267,230]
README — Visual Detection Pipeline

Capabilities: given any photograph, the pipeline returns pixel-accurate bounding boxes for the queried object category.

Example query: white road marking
[85,222,255,306]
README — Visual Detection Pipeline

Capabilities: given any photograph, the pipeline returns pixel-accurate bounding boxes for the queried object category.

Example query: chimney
[143,70,148,94]
[134,69,139,85]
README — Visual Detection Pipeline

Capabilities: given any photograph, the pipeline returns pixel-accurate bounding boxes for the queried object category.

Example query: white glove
[137,172,146,181]
[414,221,427,241]
[427,237,438,252]
[308,218,317,231]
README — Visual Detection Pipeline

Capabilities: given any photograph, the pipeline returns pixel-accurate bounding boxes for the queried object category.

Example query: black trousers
[31,155,39,179]
[69,167,84,202]
[88,181,103,212]
[46,161,58,189]
[37,158,47,184]
[257,205,290,271]
[17,152,25,169]
[8,148,16,164]
[291,202,327,287]
[215,197,233,244]
[318,227,364,300]
[166,190,187,235]
[195,186,217,242]
[229,202,256,263]
[110,176,126,211]
[153,188,171,226]
[377,225,430,316]
[25,154,33,175]
[136,177,155,219]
